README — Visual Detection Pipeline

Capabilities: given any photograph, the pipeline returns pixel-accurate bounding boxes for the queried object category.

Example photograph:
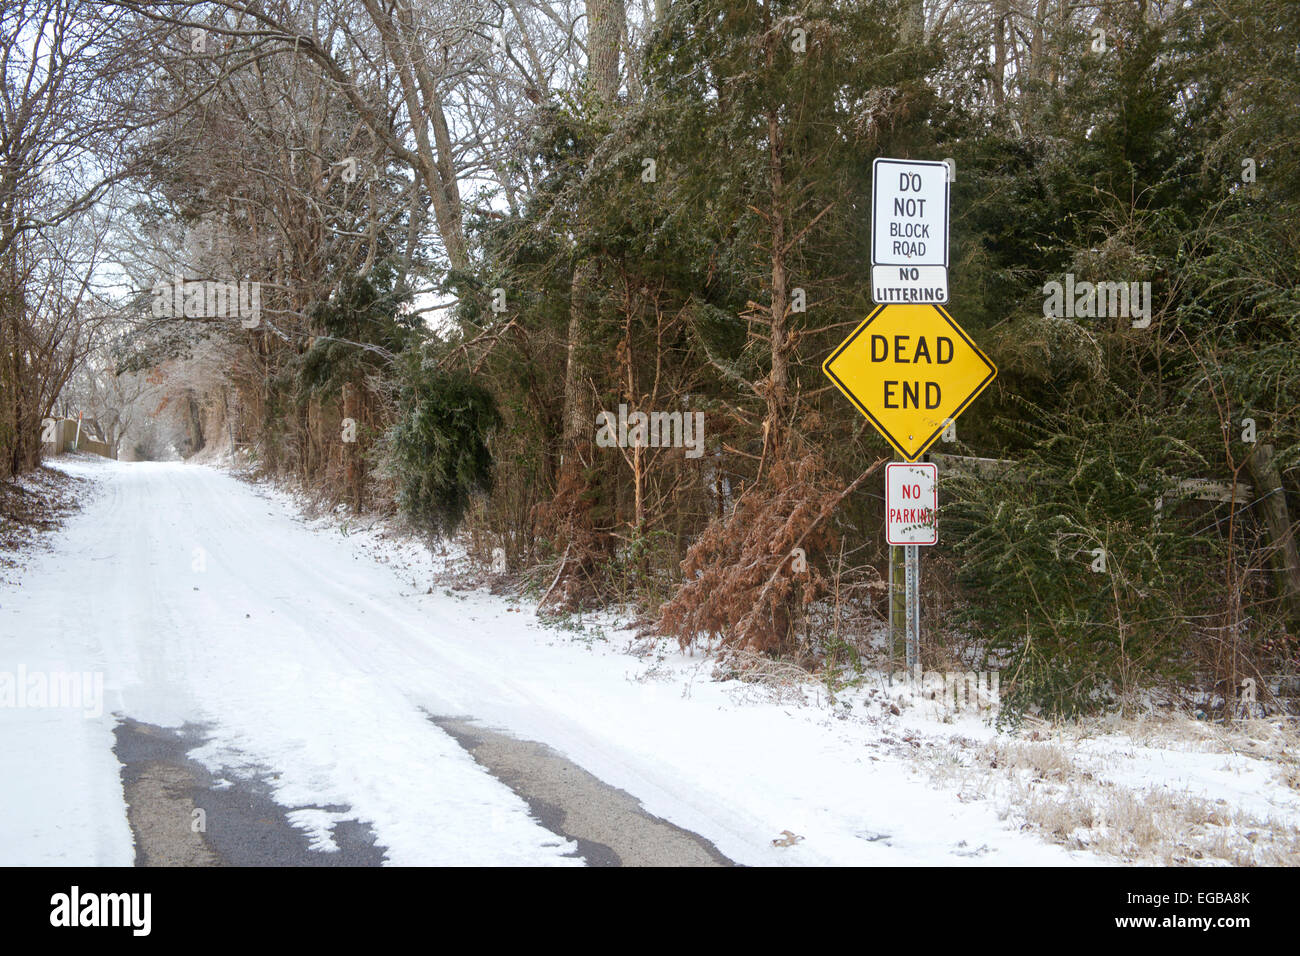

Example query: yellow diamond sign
[822,303,996,460]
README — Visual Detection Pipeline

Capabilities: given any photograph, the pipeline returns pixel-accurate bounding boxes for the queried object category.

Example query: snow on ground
[2,456,1297,866]
[278,471,1300,865]
[0,457,131,865]
[1,458,576,866]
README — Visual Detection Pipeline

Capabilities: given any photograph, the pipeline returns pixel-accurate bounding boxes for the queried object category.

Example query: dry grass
[1064,711,1300,797]
[1017,783,1300,865]
[943,734,1300,865]
[711,647,813,687]
[1086,709,1299,755]
[709,648,814,705]
[981,740,1074,781]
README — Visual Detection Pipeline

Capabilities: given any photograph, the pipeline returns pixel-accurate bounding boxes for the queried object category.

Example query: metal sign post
[904,543,920,675]
[887,538,895,663]
[889,533,904,669]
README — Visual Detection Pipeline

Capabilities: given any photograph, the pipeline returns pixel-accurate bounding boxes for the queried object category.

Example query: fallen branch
[537,541,573,609]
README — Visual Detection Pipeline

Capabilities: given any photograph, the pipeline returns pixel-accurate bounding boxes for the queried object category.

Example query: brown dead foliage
[659,453,882,656]
[532,458,610,611]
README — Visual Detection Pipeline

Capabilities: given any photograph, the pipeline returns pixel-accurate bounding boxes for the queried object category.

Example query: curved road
[0,459,1081,867]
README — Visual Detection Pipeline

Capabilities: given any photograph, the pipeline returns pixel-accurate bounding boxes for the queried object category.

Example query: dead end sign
[886,462,937,545]
[822,302,996,460]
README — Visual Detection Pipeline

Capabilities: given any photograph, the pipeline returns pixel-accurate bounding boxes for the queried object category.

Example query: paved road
[3,459,1086,867]
[0,460,731,866]
[113,716,730,866]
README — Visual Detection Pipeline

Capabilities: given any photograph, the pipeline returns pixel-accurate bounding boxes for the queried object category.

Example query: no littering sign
[871,158,950,305]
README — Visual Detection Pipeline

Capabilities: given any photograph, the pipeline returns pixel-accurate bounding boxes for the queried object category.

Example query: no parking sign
[885,462,937,546]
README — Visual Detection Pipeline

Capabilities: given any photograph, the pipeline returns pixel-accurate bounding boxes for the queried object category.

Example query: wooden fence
[41,418,115,460]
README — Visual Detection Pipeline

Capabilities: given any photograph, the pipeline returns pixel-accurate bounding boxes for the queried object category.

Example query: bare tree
[1,0,154,476]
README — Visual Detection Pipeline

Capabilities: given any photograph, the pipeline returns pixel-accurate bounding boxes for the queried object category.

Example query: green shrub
[389,357,501,541]
[946,404,1215,720]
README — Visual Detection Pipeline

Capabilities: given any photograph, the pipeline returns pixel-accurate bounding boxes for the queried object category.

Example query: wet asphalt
[112,716,732,867]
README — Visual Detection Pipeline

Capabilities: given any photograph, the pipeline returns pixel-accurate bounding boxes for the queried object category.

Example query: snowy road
[1,459,1085,866]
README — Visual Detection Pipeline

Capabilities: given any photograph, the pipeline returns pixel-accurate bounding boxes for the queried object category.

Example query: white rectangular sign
[886,461,938,546]
[871,265,949,304]
[871,158,950,304]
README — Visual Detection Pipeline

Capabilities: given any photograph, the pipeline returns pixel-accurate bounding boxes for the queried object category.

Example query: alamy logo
[0,666,103,718]
[151,276,261,328]
[890,667,1000,711]
[595,403,705,459]
[50,886,151,936]
[1042,274,1151,328]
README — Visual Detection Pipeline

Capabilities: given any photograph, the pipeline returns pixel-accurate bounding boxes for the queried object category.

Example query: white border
[885,461,938,546]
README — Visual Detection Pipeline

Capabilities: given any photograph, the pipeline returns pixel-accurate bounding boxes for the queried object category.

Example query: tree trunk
[559,0,623,457]
[901,0,925,42]
[343,380,362,512]
[992,0,1008,108]
[586,0,622,101]
[185,390,204,457]
[1246,443,1300,624]
[561,261,601,457]
[763,103,790,464]
[548,0,625,606]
